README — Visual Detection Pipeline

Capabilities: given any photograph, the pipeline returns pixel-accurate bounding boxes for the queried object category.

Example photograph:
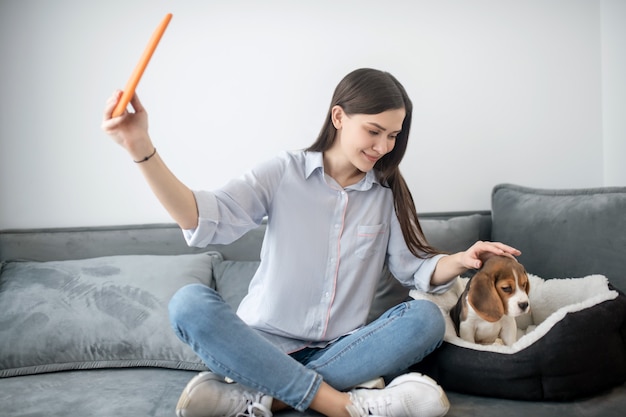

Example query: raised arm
[101,91,199,229]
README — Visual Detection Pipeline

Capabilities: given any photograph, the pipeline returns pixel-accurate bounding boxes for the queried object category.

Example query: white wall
[0,0,622,229]
[602,0,626,186]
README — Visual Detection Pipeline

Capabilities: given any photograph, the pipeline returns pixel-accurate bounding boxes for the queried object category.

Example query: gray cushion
[0,252,220,377]
[491,184,626,292]
[421,214,485,254]
[213,259,259,310]
[0,368,196,417]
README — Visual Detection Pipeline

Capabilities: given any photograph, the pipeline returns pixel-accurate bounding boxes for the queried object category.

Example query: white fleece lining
[409,274,619,354]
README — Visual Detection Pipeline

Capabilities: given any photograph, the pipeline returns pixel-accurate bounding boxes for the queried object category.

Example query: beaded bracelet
[133,148,157,163]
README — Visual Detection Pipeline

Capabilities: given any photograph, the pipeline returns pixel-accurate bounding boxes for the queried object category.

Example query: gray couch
[1,183,625,417]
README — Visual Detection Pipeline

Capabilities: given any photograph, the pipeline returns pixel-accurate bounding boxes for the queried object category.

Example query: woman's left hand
[431,241,521,286]
[460,241,521,270]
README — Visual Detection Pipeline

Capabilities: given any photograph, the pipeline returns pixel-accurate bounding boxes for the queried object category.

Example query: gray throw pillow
[421,214,485,253]
[213,259,259,310]
[0,252,221,377]
[491,183,626,292]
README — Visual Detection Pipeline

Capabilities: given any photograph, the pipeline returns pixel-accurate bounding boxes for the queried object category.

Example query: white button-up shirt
[184,151,451,352]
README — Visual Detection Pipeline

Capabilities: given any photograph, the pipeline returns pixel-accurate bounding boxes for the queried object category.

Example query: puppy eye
[501,286,513,293]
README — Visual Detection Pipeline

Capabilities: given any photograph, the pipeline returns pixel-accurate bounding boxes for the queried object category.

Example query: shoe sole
[355,377,385,390]
[176,372,225,417]
[387,373,450,417]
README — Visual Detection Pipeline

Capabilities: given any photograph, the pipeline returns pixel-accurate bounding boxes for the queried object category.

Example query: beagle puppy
[450,255,530,346]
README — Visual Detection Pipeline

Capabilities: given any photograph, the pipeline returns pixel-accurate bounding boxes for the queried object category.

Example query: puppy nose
[518,302,529,311]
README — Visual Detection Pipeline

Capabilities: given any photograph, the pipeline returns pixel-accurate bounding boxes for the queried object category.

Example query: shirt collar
[304,151,381,191]
[304,151,324,179]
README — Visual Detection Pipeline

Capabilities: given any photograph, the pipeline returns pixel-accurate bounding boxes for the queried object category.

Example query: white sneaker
[355,377,385,390]
[346,373,450,417]
[176,372,273,417]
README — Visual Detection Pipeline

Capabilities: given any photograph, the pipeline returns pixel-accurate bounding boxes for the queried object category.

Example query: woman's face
[330,106,405,174]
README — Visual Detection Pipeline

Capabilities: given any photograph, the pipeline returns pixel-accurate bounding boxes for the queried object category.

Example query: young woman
[102,68,520,417]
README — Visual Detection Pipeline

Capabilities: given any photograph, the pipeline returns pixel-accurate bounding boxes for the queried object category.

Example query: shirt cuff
[182,190,219,248]
[413,254,456,294]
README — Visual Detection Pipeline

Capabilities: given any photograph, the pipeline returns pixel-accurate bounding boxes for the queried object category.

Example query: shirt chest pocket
[355,224,386,260]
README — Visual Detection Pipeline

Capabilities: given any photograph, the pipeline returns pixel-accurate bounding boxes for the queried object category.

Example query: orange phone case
[112,13,173,117]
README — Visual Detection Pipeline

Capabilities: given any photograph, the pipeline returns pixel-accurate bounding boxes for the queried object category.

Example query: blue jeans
[169,284,445,412]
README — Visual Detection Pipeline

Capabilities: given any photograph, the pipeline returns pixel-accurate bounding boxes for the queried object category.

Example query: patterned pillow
[0,252,220,377]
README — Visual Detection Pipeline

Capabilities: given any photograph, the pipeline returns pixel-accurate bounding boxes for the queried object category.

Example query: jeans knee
[406,299,446,345]
[168,283,214,334]
[426,300,446,339]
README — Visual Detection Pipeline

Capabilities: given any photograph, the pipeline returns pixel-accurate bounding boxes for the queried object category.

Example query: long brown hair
[307,68,440,258]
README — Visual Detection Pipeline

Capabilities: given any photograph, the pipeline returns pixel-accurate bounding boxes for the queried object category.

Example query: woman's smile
[362,151,381,163]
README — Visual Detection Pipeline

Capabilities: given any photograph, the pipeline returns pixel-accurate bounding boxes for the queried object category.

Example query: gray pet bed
[410,274,626,400]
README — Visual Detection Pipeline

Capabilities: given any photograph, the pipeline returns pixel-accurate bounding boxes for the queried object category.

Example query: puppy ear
[468,270,505,322]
